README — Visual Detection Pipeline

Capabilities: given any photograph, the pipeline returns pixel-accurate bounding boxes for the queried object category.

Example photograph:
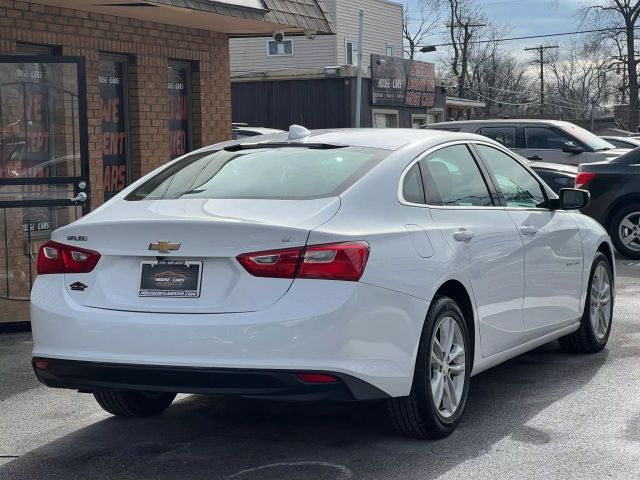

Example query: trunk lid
[55,197,340,313]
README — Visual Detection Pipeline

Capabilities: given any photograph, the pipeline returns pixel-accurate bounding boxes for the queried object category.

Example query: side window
[476,145,547,208]
[402,163,426,204]
[421,145,493,207]
[525,127,571,150]
[479,127,517,148]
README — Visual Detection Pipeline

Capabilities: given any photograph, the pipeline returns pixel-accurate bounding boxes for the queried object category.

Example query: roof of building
[148,0,335,34]
[445,97,486,108]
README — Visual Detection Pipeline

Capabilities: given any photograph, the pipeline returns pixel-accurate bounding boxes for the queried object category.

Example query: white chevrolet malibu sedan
[31,127,615,439]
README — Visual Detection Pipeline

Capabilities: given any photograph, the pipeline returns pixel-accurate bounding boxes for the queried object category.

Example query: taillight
[37,241,101,275]
[575,171,596,188]
[237,241,370,281]
[236,247,303,278]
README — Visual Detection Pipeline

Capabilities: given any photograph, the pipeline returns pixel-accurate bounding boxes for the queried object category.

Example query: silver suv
[423,119,629,166]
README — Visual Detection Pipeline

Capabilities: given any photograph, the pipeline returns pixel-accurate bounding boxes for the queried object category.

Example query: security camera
[272,30,285,42]
[304,29,317,40]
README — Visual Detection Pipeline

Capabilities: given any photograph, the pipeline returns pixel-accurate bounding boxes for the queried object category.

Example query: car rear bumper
[32,357,389,401]
[31,276,429,398]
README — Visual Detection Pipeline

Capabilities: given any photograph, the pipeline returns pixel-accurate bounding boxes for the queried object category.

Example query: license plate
[139,260,202,298]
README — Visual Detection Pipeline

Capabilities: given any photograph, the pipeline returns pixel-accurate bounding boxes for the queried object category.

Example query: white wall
[335,0,404,72]
[229,0,403,75]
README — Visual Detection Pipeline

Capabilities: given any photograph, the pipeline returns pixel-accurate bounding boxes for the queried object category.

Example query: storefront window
[168,61,192,160]
[99,54,129,201]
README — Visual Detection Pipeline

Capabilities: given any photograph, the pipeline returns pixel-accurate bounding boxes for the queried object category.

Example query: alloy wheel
[618,211,640,252]
[590,263,612,341]
[429,316,466,419]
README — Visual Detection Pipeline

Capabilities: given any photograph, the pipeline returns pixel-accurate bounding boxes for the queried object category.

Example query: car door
[522,126,586,165]
[417,143,526,357]
[474,143,584,338]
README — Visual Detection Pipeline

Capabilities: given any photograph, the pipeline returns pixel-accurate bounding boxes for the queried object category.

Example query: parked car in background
[31,127,614,439]
[598,136,640,150]
[232,125,285,140]
[577,148,640,259]
[529,161,577,194]
[423,120,629,166]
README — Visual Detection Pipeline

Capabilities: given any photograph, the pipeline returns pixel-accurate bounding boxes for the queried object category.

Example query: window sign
[99,55,128,201]
[168,62,192,160]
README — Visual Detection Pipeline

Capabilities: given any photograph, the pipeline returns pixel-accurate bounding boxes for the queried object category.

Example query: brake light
[36,241,101,275]
[237,241,370,281]
[236,247,303,278]
[575,171,596,188]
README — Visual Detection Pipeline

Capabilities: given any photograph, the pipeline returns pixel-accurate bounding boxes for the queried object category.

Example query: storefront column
[129,54,170,179]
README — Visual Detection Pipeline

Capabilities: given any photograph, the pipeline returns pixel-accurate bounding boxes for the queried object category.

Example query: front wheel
[559,252,613,353]
[93,390,176,417]
[387,296,471,439]
[609,204,640,259]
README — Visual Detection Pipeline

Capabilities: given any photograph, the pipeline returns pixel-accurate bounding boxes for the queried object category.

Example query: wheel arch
[604,194,640,231]
[597,241,615,293]
[433,280,476,370]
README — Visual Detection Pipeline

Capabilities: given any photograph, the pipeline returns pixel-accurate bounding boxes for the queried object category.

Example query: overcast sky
[406,0,588,57]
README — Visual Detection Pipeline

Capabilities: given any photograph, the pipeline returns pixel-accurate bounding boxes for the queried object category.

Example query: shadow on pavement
[0,341,608,480]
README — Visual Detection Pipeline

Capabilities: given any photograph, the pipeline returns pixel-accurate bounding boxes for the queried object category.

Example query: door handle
[520,225,538,236]
[453,229,474,242]
[527,155,543,161]
[70,192,88,203]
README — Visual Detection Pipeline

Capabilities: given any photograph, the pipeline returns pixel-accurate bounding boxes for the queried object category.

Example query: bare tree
[403,0,440,59]
[544,39,616,123]
[582,1,640,131]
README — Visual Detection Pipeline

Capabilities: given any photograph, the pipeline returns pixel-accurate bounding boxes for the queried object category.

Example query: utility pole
[524,45,558,116]
[355,8,364,128]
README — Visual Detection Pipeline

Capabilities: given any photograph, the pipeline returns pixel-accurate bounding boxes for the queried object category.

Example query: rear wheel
[559,252,613,353]
[387,296,470,439]
[93,390,176,417]
[610,204,640,259]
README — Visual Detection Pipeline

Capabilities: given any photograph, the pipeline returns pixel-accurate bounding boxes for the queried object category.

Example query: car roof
[224,128,486,151]
[234,127,285,134]
[428,119,571,127]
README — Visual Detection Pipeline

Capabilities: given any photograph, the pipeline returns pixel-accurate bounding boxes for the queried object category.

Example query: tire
[609,203,640,260]
[387,296,471,439]
[559,252,613,354]
[93,390,176,418]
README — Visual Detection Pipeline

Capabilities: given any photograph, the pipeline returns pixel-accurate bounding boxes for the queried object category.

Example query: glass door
[0,55,89,323]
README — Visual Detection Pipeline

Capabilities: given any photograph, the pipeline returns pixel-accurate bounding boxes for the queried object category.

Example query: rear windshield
[126,146,387,201]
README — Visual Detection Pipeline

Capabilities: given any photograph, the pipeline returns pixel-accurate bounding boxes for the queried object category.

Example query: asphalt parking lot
[1,258,639,480]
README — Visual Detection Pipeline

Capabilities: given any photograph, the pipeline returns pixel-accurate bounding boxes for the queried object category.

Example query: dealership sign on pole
[371,54,436,108]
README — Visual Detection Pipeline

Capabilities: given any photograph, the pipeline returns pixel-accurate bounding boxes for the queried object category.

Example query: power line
[417,26,640,48]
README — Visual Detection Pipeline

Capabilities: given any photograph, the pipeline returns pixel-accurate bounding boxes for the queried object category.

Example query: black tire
[387,296,471,439]
[559,252,613,354]
[93,390,176,417]
[609,203,640,260]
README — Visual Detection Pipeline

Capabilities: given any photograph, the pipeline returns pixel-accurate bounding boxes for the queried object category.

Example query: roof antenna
[288,124,311,141]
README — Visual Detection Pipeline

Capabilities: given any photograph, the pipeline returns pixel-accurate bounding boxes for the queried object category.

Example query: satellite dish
[288,125,311,141]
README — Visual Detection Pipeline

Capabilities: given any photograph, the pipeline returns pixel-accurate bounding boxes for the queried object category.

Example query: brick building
[0,0,333,326]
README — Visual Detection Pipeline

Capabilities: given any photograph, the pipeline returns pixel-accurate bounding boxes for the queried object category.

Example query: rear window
[126,146,387,201]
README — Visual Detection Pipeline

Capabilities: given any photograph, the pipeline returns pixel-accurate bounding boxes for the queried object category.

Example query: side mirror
[558,188,590,210]
[562,141,584,154]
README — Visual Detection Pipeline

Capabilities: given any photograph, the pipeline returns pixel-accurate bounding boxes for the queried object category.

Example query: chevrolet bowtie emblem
[148,241,181,254]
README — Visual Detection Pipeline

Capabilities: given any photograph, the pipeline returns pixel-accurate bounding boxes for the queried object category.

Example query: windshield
[126,146,387,201]
[562,124,616,151]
